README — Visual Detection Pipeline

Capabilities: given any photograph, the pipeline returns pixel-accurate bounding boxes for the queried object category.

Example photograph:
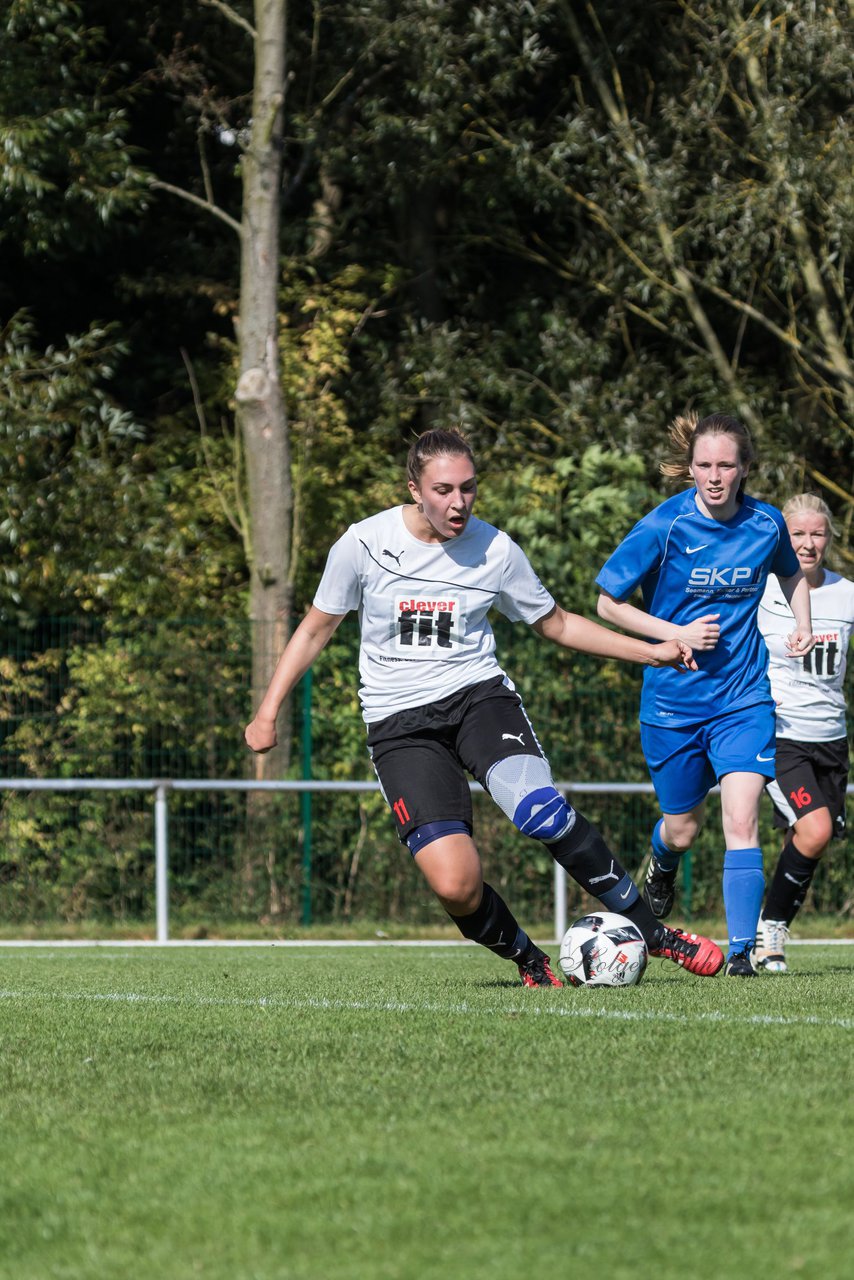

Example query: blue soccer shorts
[640,701,776,816]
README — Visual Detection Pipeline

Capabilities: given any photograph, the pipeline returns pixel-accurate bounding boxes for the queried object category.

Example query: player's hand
[245,716,278,753]
[677,613,720,650]
[785,629,816,657]
[652,638,698,671]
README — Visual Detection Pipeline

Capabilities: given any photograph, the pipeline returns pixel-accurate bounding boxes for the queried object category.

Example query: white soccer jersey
[313,506,555,722]
[758,570,854,741]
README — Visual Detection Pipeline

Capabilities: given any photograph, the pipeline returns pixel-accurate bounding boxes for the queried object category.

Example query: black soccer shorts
[366,674,546,842]
[766,735,849,837]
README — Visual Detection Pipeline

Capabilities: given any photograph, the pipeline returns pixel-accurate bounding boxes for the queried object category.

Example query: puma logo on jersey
[382,548,404,565]
[501,732,524,744]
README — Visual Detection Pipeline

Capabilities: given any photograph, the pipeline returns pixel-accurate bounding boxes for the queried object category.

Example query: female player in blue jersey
[246,427,724,987]
[596,412,814,976]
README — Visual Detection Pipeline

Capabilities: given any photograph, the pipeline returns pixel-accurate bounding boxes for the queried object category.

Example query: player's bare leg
[414,835,561,986]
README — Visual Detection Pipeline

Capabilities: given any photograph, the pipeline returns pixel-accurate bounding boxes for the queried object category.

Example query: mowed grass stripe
[2,947,852,1279]
[1,984,853,1030]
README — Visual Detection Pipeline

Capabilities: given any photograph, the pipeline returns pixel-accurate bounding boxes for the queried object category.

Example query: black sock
[548,812,627,894]
[620,897,666,950]
[547,812,667,948]
[763,840,819,925]
[447,882,535,962]
[549,811,653,922]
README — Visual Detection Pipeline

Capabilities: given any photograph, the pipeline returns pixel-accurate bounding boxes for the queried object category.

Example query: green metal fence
[1,617,852,929]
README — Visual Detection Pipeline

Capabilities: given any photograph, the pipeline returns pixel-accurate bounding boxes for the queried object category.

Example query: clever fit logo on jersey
[394,596,462,649]
[802,635,841,678]
[686,564,765,597]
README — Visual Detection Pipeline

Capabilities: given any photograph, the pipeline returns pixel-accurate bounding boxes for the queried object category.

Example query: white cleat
[753,917,790,974]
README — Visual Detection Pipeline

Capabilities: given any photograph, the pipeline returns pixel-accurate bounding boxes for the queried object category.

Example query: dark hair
[406,428,475,487]
[660,411,756,483]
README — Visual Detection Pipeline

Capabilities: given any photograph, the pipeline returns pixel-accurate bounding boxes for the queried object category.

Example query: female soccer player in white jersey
[753,494,854,973]
[595,412,814,976]
[245,428,724,986]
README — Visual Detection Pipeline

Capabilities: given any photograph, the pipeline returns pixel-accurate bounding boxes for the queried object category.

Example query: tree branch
[199,0,256,41]
[563,2,762,430]
[148,178,243,237]
[180,348,249,547]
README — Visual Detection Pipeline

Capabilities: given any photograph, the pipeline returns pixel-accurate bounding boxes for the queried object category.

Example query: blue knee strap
[406,819,471,857]
[513,787,573,842]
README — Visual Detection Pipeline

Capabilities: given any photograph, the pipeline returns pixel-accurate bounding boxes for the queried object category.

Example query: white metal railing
[1,776,678,942]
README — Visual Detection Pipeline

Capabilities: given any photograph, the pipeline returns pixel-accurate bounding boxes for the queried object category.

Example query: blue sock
[651,818,682,872]
[723,848,764,958]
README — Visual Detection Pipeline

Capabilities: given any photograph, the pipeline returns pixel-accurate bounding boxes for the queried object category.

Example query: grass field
[1,941,852,1280]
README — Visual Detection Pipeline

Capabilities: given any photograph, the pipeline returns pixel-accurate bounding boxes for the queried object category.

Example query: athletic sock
[763,840,819,925]
[447,881,534,962]
[548,811,640,913]
[651,818,683,872]
[723,847,764,958]
[620,896,666,950]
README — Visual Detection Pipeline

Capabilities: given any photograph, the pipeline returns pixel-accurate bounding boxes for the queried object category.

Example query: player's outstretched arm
[245,606,345,753]
[533,606,696,671]
[597,591,720,650]
[777,570,815,657]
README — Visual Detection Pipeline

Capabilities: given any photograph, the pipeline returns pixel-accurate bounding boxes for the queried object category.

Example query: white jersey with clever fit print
[313,506,555,722]
[758,570,854,741]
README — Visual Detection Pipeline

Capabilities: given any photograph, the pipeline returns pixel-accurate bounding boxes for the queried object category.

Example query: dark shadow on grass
[478,977,566,990]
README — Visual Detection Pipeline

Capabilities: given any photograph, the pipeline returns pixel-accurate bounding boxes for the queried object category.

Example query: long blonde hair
[660,411,756,487]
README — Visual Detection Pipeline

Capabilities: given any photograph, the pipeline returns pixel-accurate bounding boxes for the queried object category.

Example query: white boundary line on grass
[0,986,851,1031]
[0,937,851,948]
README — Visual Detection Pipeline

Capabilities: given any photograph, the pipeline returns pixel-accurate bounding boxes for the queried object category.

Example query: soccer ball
[558,912,648,988]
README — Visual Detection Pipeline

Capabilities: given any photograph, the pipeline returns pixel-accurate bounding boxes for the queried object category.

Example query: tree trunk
[236,0,290,912]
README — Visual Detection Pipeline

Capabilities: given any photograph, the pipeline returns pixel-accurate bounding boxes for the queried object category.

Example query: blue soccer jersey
[596,489,799,726]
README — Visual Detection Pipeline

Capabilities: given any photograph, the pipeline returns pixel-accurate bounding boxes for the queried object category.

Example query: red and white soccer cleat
[650,926,724,976]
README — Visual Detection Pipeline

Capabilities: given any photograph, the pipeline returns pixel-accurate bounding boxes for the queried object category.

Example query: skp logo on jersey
[688,565,764,587]
[395,596,461,649]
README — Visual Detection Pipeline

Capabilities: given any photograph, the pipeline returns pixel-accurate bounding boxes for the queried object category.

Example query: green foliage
[0,0,148,252]
[0,313,142,616]
[278,264,409,596]
[480,445,658,609]
[3,2,854,928]
[0,314,245,620]
[0,617,250,921]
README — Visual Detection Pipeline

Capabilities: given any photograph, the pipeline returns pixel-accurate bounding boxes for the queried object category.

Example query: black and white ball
[558,912,648,988]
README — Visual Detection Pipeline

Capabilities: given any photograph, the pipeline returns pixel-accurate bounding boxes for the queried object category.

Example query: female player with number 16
[753,494,854,972]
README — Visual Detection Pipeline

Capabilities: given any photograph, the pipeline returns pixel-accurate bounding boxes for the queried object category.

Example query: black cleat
[642,855,678,919]
[518,952,564,988]
[725,945,757,977]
